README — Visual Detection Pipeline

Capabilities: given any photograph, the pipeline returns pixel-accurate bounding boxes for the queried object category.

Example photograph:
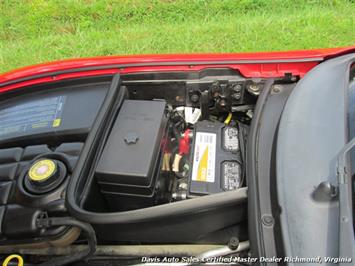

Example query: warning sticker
[223,127,239,152]
[191,132,216,183]
[0,96,66,137]
[222,161,242,190]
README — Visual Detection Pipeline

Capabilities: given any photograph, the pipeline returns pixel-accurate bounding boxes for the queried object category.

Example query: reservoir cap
[25,158,66,194]
[28,159,57,183]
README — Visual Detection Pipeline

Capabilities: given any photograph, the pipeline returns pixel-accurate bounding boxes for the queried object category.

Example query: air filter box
[95,100,167,210]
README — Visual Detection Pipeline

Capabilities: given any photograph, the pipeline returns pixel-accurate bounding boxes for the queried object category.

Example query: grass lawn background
[0,0,354,74]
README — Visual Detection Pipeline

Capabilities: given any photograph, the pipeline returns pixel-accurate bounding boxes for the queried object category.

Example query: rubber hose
[39,217,96,266]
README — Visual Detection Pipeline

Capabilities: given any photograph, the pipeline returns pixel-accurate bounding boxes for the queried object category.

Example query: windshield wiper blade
[336,137,355,264]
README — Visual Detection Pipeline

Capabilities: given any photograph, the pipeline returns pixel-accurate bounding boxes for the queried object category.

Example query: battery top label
[223,127,239,152]
[222,161,242,190]
[191,132,216,183]
[0,96,66,138]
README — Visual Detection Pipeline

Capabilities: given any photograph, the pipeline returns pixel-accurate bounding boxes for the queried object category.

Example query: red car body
[1,46,354,93]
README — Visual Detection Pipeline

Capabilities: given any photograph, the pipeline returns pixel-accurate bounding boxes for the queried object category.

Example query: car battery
[188,120,243,196]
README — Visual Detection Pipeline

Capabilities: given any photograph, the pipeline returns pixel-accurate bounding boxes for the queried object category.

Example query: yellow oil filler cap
[2,254,24,266]
[28,159,57,182]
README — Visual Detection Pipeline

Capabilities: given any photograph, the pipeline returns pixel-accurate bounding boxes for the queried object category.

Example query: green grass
[0,0,354,74]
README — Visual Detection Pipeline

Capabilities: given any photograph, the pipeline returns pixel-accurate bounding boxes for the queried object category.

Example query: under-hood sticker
[0,95,66,137]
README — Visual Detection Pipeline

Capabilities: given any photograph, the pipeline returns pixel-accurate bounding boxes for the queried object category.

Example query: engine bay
[94,98,247,211]
[89,69,255,213]
[0,68,297,264]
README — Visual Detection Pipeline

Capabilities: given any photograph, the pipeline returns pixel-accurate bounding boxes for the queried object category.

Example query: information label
[0,96,66,137]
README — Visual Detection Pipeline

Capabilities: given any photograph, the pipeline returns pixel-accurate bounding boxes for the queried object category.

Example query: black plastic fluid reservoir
[24,158,67,194]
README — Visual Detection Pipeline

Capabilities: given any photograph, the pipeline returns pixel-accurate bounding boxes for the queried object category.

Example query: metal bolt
[247,83,262,96]
[232,93,241,100]
[233,84,242,93]
[178,183,188,190]
[172,191,187,201]
[249,84,260,92]
[272,85,282,94]
[228,237,240,250]
[261,215,274,227]
[190,93,200,103]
